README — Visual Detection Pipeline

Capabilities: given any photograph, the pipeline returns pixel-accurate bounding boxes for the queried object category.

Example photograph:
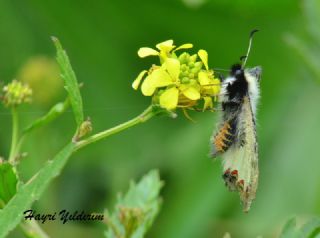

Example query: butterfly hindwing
[221,96,258,212]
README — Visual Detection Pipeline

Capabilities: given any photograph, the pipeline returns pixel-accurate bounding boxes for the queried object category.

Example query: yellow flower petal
[198,71,211,85]
[149,68,173,87]
[198,49,208,70]
[174,43,193,51]
[156,40,174,51]
[211,78,221,95]
[138,47,159,58]
[141,76,156,96]
[132,70,147,90]
[180,85,200,100]
[159,87,179,110]
[163,58,180,80]
[141,69,173,96]
[203,96,213,111]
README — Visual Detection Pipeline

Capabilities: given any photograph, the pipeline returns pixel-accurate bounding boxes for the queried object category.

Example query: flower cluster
[132,40,220,111]
[2,80,32,107]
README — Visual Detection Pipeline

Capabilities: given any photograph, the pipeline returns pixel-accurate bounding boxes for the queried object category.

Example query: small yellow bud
[2,80,32,107]
[181,77,190,84]
[194,62,203,70]
[190,67,200,74]
[178,52,190,64]
[189,54,197,63]
[188,73,195,79]
[188,62,195,68]
[180,64,188,72]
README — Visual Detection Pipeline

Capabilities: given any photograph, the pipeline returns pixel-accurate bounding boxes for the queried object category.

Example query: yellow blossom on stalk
[132,40,221,111]
[2,80,32,107]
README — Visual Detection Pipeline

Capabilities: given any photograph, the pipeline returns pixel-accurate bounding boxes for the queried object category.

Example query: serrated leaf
[52,37,84,128]
[23,98,70,134]
[0,143,75,237]
[0,162,18,204]
[105,170,163,238]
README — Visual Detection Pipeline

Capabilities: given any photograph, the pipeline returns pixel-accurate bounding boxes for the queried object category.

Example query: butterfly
[211,30,261,212]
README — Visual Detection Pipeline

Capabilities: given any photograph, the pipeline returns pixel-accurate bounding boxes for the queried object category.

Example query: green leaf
[52,37,84,128]
[0,143,75,237]
[0,162,18,204]
[23,98,70,134]
[105,170,163,238]
[280,217,320,238]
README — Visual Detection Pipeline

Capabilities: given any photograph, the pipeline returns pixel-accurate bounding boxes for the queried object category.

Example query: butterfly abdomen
[212,118,237,157]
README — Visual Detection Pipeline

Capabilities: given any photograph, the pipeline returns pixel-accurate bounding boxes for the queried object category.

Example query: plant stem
[7,108,50,238]
[9,107,19,163]
[74,106,157,151]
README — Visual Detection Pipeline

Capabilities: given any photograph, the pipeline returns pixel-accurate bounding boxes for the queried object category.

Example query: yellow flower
[132,40,221,112]
[139,58,201,110]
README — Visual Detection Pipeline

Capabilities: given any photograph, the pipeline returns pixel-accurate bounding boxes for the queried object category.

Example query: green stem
[7,108,50,238]
[9,107,19,163]
[74,106,156,151]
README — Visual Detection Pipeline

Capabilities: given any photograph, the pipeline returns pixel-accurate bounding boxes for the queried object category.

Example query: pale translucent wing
[221,96,258,212]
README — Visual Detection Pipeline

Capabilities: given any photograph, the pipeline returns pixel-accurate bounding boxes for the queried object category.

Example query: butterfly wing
[219,96,259,212]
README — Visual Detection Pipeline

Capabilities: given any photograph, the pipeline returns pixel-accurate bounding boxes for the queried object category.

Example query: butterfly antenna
[242,29,259,68]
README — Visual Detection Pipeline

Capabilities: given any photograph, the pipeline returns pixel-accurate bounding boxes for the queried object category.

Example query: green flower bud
[181,77,190,84]
[178,52,190,64]
[194,62,203,70]
[188,62,195,68]
[179,71,188,78]
[189,54,197,63]
[188,73,195,79]
[189,79,197,85]
[180,64,188,72]
[190,67,201,74]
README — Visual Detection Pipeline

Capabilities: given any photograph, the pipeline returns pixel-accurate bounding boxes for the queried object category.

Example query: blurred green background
[1,0,320,237]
